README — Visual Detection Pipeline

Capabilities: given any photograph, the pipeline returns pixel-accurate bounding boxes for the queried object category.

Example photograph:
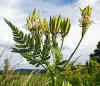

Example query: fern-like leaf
[40,33,51,62]
[4,18,51,68]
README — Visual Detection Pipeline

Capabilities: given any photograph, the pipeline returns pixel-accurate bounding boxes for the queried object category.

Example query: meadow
[0,50,100,86]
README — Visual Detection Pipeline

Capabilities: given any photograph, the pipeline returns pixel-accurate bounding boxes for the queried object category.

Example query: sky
[0,0,100,69]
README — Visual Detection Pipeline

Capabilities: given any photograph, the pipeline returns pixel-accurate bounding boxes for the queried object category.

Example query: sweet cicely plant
[4,5,92,86]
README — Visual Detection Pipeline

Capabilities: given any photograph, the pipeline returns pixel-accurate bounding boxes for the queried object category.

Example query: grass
[0,73,51,86]
[0,48,100,86]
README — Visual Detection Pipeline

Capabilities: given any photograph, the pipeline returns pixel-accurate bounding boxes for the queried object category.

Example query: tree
[4,6,92,86]
[90,41,100,63]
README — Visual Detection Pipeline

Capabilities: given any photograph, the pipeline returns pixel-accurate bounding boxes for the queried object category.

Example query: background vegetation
[0,5,100,86]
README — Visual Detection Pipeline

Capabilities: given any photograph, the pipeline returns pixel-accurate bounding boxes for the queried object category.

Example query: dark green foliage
[95,71,100,86]
[4,18,50,68]
[40,33,50,62]
[90,41,100,63]
[52,46,63,65]
[4,18,67,86]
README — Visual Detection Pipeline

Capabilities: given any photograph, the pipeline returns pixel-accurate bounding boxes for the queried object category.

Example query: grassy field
[0,73,51,86]
[0,65,100,86]
[0,49,100,86]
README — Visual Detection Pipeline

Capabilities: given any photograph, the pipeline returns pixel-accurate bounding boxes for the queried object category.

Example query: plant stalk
[63,36,84,68]
[61,37,64,51]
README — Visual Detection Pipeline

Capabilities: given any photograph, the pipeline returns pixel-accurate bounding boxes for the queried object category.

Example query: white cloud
[0,0,100,68]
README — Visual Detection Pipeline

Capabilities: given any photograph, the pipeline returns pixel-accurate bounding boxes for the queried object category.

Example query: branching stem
[63,36,84,68]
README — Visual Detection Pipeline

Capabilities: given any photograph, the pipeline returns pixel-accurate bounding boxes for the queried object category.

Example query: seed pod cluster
[50,15,71,37]
[61,18,71,38]
[50,15,61,36]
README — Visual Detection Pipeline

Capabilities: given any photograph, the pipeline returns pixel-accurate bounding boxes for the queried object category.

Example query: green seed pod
[61,17,71,37]
[80,8,83,13]
[88,7,92,16]
[61,19,64,33]
[50,16,53,33]
[56,15,61,33]
[64,18,67,26]
[49,16,61,36]
[54,17,58,30]
[52,16,55,33]
[53,17,58,34]
[65,18,70,35]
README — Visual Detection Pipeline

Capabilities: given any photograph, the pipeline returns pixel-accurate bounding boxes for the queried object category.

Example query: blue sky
[0,0,100,69]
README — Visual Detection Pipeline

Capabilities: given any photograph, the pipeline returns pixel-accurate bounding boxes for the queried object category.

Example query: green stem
[63,36,84,68]
[72,55,81,65]
[46,64,55,86]
[61,37,64,51]
[51,75,55,86]
[35,58,47,70]
[45,61,55,86]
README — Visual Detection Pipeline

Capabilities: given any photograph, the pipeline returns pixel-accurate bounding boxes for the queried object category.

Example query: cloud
[0,0,100,68]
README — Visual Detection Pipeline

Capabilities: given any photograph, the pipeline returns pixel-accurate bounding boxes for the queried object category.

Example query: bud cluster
[25,8,49,34]
[79,6,93,36]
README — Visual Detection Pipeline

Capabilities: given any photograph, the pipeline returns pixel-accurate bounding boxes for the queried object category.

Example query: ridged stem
[61,37,64,51]
[63,36,84,68]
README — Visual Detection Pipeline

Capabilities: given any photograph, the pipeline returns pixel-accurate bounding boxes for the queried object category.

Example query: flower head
[79,5,93,37]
